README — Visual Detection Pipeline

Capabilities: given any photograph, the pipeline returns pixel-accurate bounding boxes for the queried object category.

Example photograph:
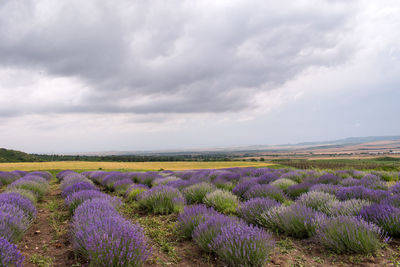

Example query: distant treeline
[0,148,41,162]
[33,153,234,162]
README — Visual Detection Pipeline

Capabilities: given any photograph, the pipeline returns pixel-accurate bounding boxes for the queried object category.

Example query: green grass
[29,254,54,267]
[121,201,181,264]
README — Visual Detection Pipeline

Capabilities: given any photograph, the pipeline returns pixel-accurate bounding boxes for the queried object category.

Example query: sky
[0,0,399,154]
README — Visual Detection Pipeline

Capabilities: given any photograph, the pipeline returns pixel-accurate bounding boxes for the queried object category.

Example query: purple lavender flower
[213,171,240,183]
[56,170,75,180]
[0,237,24,267]
[211,221,274,267]
[101,172,129,189]
[112,178,134,193]
[165,179,196,190]
[29,171,52,181]
[232,180,258,199]
[65,190,121,214]
[237,197,281,226]
[15,175,48,185]
[0,203,30,242]
[85,171,108,184]
[316,216,387,253]
[359,174,387,190]
[0,192,36,219]
[61,182,98,198]
[9,170,27,178]
[244,184,287,202]
[192,214,239,252]
[390,182,400,195]
[381,194,400,208]
[176,204,219,239]
[255,173,280,184]
[136,172,163,187]
[72,199,151,266]
[340,177,361,187]
[60,174,91,191]
[5,188,37,204]
[360,204,400,236]
[335,186,390,203]
[286,182,312,199]
[312,174,341,185]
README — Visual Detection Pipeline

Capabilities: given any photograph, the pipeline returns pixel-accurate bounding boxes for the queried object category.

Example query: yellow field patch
[0,161,274,172]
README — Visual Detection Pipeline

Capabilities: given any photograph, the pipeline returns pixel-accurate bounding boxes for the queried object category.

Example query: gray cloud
[0,0,359,116]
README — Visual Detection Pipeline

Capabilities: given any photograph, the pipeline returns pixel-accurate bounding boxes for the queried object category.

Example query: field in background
[0,161,274,172]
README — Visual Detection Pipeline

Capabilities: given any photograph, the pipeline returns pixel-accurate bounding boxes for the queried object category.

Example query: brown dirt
[18,184,85,267]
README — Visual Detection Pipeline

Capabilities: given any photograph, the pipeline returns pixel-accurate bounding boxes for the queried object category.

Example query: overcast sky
[0,0,399,153]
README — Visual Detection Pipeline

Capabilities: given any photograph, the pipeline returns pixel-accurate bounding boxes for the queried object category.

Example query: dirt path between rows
[19,181,83,267]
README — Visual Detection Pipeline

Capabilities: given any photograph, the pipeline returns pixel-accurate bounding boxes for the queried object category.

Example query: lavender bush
[61,181,97,198]
[72,199,152,267]
[0,172,18,185]
[335,186,390,203]
[65,190,121,214]
[0,203,30,242]
[316,216,387,254]
[0,192,36,220]
[5,188,37,204]
[260,204,324,238]
[137,185,184,214]
[237,197,281,226]
[297,191,337,214]
[310,184,341,195]
[244,184,287,203]
[0,237,24,267]
[360,204,400,236]
[286,182,312,199]
[327,199,371,217]
[183,182,216,204]
[29,171,52,181]
[232,181,258,199]
[203,189,239,214]
[270,178,297,191]
[125,184,149,202]
[176,204,218,239]
[192,214,239,252]
[112,178,134,194]
[211,221,274,267]
[9,179,49,201]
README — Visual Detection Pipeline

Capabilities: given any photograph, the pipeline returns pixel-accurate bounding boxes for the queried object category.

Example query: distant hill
[0,148,41,162]
[294,135,400,146]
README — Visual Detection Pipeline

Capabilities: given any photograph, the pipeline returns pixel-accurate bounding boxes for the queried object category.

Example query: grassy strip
[121,201,181,265]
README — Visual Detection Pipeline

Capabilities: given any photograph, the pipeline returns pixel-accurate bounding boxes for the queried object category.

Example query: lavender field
[1,167,400,266]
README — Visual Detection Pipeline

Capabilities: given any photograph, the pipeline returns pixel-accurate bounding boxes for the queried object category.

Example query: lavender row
[58,171,151,267]
[81,168,400,256]
[0,171,51,266]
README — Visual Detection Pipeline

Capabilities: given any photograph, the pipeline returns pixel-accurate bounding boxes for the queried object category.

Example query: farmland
[0,161,273,172]
[1,167,400,266]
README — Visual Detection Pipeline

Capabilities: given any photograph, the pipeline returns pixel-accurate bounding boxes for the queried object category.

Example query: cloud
[0,0,359,116]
